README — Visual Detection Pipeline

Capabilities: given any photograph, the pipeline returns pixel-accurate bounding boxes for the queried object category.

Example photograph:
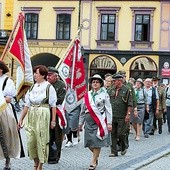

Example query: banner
[58,38,87,113]
[7,12,33,100]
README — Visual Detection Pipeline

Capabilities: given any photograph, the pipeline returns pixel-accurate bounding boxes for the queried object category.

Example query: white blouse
[25,81,57,107]
[0,74,16,98]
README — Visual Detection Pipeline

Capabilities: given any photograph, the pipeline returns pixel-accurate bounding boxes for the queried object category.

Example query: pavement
[0,113,170,170]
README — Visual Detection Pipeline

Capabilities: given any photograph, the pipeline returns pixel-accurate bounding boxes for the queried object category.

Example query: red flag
[58,38,87,112]
[5,12,33,100]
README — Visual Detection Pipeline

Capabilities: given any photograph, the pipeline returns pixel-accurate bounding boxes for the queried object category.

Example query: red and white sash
[84,92,108,140]
[56,105,67,129]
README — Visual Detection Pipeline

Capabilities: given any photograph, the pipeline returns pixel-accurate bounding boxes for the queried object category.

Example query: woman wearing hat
[131,78,147,141]
[79,74,112,170]
[0,61,22,169]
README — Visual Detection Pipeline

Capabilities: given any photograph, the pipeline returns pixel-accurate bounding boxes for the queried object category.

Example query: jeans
[166,106,170,133]
[143,107,154,134]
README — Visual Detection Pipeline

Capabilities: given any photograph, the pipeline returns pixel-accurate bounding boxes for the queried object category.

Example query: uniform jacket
[108,84,133,118]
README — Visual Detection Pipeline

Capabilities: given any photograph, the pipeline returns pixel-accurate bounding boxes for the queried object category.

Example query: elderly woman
[131,78,147,141]
[18,65,57,170]
[0,61,22,170]
[79,74,112,170]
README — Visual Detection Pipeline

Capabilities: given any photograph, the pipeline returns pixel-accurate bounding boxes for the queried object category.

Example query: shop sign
[162,68,170,76]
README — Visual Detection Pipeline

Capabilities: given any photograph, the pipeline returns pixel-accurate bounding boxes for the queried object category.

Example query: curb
[126,148,170,170]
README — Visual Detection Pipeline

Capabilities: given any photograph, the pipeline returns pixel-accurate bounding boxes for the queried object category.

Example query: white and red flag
[58,38,87,113]
[1,12,33,100]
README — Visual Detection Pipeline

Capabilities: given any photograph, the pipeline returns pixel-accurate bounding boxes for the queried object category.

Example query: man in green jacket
[47,67,66,164]
[108,73,133,157]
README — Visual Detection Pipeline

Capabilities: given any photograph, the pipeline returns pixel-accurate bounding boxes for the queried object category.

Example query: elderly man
[47,67,66,164]
[107,73,133,157]
[143,78,159,138]
[151,77,166,134]
[117,71,137,149]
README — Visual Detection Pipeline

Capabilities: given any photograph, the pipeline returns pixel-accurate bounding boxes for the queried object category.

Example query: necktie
[115,88,120,97]
[136,89,139,100]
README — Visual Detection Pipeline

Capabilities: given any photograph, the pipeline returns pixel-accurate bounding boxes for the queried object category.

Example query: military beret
[104,73,112,78]
[48,67,59,74]
[112,73,123,80]
[117,70,126,76]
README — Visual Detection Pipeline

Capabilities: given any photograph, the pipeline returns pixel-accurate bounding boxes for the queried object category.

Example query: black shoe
[3,168,11,170]
[109,153,118,157]
[121,149,127,156]
[48,160,59,164]
[159,129,162,134]
[149,131,154,135]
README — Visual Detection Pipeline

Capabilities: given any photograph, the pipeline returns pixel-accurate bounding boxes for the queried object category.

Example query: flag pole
[0,17,20,60]
[56,24,83,69]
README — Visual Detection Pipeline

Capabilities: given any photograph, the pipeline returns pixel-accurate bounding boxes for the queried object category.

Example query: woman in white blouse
[0,61,20,170]
[18,65,57,170]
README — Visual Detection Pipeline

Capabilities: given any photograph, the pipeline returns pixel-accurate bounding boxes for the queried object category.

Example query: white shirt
[25,81,57,107]
[0,74,16,98]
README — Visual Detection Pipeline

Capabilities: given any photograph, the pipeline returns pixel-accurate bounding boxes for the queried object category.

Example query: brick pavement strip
[0,120,170,170]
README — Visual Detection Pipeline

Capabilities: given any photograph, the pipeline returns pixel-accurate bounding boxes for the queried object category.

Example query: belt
[137,103,145,105]
[30,104,49,108]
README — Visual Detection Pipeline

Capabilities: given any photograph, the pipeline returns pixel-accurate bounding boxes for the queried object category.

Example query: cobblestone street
[0,113,170,170]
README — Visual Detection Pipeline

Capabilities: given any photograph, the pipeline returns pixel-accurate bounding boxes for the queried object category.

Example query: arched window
[130,57,157,79]
[90,55,116,78]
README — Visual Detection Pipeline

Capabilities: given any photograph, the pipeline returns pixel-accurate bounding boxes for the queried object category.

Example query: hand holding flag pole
[57,24,87,113]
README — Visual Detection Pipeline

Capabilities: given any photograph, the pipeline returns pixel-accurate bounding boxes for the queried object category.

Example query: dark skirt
[84,113,108,148]
[131,104,145,124]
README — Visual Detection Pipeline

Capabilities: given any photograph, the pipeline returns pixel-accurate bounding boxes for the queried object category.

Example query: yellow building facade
[1,0,170,83]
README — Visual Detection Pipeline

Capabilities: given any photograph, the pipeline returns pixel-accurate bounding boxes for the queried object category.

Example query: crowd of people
[0,61,170,170]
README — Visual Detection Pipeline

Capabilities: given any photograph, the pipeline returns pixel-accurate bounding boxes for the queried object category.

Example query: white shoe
[72,137,78,146]
[65,141,73,147]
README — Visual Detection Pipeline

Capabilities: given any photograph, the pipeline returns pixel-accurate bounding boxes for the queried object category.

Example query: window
[96,7,120,50]
[25,13,38,39]
[90,55,117,78]
[135,14,150,41]
[56,14,71,40]
[130,57,157,79]
[130,7,155,50]
[100,14,115,41]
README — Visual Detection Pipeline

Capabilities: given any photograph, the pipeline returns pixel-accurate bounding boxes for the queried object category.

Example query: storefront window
[90,55,116,78]
[130,57,157,79]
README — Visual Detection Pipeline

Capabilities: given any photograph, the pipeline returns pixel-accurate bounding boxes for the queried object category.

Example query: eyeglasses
[92,80,100,84]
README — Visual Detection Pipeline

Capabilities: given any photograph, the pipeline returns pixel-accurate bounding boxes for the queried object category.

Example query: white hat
[136,78,144,86]
[89,74,104,86]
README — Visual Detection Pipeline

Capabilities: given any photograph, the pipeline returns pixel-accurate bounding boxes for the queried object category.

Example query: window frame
[100,14,116,41]
[56,14,71,40]
[53,7,74,41]
[25,13,39,40]
[135,14,150,42]
[130,7,155,51]
[22,7,42,40]
[96,7,120,50]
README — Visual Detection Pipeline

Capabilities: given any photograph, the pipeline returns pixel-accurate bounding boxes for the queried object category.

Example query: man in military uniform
[47,67,66,164]
[117,71,137,149]
[151,77,166,134]
[108,73,133,157]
